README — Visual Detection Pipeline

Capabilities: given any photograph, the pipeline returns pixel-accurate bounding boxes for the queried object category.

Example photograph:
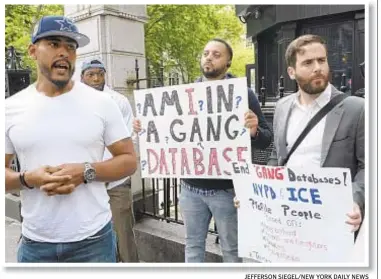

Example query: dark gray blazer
[268,85,365,212]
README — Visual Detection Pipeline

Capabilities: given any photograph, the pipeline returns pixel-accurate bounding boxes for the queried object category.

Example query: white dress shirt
[286,84,332,168]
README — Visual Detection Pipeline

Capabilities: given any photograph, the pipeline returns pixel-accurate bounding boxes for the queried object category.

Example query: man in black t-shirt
[134,39,272,262]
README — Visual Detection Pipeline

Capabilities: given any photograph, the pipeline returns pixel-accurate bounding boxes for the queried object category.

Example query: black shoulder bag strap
[282,93,348,166]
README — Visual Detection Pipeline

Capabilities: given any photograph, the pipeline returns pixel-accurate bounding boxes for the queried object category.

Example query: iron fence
[140,178,219,238]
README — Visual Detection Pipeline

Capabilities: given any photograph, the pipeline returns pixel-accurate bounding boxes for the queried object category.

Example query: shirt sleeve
[103,96,132,147]
[5,131,15,154]
[119,95,133,136]
[5,104,15,154]
[247,88,273,150]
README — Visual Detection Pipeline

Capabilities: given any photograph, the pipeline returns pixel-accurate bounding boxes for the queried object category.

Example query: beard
[39,62,75,89]
[295,73,329,95]
[200,62,226,79]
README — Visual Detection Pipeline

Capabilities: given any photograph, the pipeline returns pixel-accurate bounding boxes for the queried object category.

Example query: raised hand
[133,119,142,134]
[244,110,259,137]
[346,203,362,232]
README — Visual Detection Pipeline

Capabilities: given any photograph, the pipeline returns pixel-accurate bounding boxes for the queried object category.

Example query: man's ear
[287,66,296,80]
[28,44,37,60]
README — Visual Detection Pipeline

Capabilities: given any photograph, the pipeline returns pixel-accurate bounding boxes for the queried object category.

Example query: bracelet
[19,172,33,189]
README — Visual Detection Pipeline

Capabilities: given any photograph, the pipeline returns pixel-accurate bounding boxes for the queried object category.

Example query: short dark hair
[285,34,327,68]
[208,38,233,62]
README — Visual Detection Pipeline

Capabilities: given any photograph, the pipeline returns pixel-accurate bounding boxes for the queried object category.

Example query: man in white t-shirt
[5,16,137,263]
[80,58,139,262]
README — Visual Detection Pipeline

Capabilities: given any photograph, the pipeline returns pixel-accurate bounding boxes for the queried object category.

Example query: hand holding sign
[233,196,240,208]
[346,203,362,232]
[244,110,258,137]
[133,119,142,135]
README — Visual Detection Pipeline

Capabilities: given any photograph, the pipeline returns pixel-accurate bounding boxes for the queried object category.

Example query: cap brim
[82,64,106,72]
[33,30,90,48]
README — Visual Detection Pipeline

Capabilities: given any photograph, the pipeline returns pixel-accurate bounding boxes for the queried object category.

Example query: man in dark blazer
[268,34,364,232]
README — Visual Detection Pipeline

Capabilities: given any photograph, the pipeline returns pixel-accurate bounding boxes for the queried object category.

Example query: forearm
[93,153,137,182]
[354,105,365,215]
[5,168,22,192]
[251,126,272,150]
[248,91,273,150]
[352,170,365,215]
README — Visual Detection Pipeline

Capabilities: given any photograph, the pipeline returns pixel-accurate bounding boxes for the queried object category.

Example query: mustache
[311,74,326,80]
[51,59,72,70]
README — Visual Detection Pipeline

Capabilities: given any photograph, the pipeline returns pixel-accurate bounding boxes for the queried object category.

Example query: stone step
[5,194,21,222]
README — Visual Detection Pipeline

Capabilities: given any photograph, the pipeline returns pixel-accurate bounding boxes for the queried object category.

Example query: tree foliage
[145,5,253,83]
[229,40,254,78]
[5,5,253,83]
[5,5,64,81]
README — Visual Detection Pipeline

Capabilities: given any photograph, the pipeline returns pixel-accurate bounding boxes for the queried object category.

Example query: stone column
[65,5,151,206]
[65,5,148,99]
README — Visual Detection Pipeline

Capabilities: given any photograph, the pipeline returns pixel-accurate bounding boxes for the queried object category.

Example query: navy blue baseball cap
[32,16,90,48]
[81,58,106,73]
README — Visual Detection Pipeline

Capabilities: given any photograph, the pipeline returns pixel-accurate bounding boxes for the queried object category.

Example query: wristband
[20,172,33,189]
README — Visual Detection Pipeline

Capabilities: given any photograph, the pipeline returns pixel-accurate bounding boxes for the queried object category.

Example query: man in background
[81,58,139,262]
[134,38,272,262]
[268,34,364,232]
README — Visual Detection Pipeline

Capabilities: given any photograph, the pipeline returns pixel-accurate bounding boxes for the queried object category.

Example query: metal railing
[139,178,219,238]
[138,177,221,245]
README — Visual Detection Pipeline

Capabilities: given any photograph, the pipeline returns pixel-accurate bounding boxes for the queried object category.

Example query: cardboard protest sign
[233,164,354,263]
[134,77,250,178]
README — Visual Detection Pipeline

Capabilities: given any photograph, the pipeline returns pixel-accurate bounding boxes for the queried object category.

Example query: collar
[293,83,332,109]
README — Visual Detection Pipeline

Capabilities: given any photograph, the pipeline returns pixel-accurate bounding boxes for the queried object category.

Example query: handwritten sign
[233,164,354,263]
[134,78,250,178]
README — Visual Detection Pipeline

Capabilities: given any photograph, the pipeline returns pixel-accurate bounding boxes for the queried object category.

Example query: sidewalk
[5,216,21,263]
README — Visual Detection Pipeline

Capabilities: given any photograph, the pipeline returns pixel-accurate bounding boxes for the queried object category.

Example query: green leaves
[5,5,64,81]
[145,5,252,83]
[6,5,253,84]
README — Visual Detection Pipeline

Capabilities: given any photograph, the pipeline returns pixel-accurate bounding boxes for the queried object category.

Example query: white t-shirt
[102,85,133,190]
[5,82,131,242]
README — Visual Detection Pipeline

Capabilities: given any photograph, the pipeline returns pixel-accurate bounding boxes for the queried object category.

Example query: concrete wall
[65,4,150,196]
[65,5,148,102]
